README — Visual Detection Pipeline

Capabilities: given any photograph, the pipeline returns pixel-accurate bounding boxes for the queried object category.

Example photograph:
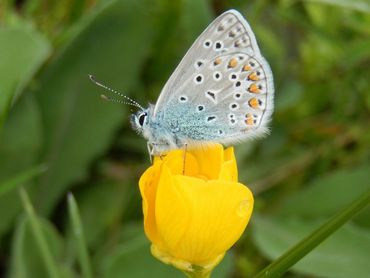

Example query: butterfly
[92,9,274,155]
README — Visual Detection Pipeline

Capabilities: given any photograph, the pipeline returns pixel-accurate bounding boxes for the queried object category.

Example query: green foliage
[0,0,369,277]
[10,216,66,278]
[254,188,370,278]
[0,26,51,129]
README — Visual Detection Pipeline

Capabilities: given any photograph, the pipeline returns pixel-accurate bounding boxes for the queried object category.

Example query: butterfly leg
[182,143,188,175]
[147,142,154,163]
[148,142,167,162]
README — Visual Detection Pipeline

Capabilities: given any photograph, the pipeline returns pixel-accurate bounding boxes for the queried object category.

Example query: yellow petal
[155,174,253,266]
[154,165,192,252]
[139,162,162,246]
[161,150,199,177]
[223,146,234,161]
[188,144,224,180]
[219,147,238,182]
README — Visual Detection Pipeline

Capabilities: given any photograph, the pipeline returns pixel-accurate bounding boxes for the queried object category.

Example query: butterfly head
[130,108,150,133]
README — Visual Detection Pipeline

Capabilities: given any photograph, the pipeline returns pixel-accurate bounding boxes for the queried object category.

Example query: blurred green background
[0,0,370,277]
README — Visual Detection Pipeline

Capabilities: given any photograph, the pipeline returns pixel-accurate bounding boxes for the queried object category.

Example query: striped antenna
[88,75,144,110]
[100,94,138,106]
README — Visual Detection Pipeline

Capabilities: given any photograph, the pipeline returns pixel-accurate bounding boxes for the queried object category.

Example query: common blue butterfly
[92,10,274,155]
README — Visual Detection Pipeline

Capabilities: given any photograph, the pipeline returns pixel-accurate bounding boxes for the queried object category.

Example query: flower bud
[139,144,253,276]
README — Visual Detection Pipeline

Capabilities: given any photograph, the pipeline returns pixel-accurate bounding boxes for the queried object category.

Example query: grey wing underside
[154,10,274,145]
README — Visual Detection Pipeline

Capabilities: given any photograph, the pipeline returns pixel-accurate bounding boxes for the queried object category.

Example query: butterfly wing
[154,9,274,144]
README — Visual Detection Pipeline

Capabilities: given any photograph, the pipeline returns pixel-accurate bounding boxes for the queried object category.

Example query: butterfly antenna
[100,94,140,107]
[88,74,144,110]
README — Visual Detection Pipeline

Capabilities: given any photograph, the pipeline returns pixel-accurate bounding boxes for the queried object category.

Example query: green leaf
[0,94,42,238]
[142,0,212,100]
[0,164,47,197]
[345,39,370,68]
[181,0,213,42]
[100,233,182,278]
[212,252,234,278]
[0,26,51,129]
[275,80,303,111]
[254,189,370,277]
[9,216,68,278]
[67,193,93,278]
[17,188,61,278]
[97,223,233,278]
[9,217,62,278]
[279,166,370,217]
[33,0,158,215]
[65,181,136,249]
[253,216,370,278]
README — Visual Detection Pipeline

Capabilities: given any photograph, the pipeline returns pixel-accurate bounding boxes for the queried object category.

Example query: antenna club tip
[88,74,95,81]
[100,94,109,100]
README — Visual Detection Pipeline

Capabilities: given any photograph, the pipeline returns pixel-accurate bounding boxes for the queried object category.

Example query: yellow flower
[139,144,254,276]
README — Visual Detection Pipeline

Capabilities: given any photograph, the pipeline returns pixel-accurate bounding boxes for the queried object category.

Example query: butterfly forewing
[154,9,274,145]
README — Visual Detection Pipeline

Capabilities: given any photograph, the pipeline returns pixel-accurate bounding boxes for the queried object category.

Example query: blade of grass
[18,187,60,278]
[255,188,370,278]
[67,192,93,278]
[0,164,47,197]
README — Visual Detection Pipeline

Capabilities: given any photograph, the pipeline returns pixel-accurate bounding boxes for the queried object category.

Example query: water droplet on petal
[237,200,250,217]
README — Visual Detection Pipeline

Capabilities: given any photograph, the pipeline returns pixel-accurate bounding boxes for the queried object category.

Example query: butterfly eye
[138,112,147,126]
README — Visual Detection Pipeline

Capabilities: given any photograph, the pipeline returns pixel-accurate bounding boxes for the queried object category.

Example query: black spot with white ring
[234,93,242,99]
[229,73,237,81]
[197,105,205,112]
[194,74,203,84]
[213,41,223,51]
[230,103,239,110]
[204,40,212,48]
[179,95,188,103]
[213,72,222,81]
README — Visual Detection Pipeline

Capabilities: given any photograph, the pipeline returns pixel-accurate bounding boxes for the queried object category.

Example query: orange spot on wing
[248,83,260,94]
[228,58,238,68]
[242,64,251,72]
[245,114,254,125]
[248,72,259,81]
[214,58,222,66]
[248,98,259,109]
